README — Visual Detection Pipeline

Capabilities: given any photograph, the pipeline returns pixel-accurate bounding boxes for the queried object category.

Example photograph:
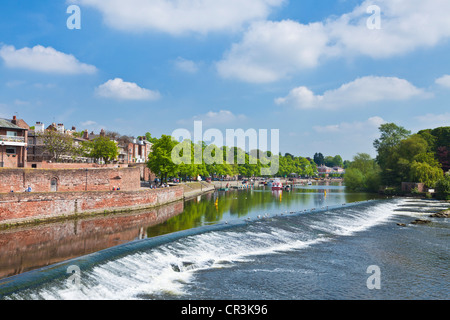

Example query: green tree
[409,161,443,188]
[145,132,159,144]
[324,155,344,167]
[333,155,344,168]
[148,135,179,184]
[38,130,74,162]
[344,153,381,192]
[314,153,325,166]
[89,136,119,163]
[435,173,450,200]
[324,156,335,167]
[419,127,450,172]
[374,124,412,185]
[374,123,411,176]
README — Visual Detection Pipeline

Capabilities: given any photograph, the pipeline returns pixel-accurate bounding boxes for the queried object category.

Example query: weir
[0,198,385,298]
[0,218,245,298]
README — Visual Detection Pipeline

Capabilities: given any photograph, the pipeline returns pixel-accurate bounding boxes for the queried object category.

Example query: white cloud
[275,76,428,110]
[313,116,386,134]
[311,116,386,158]
[174,57,199,74]
[217,0,450,83]
[14,99,30,106]
[5,80,26,88]
[96,78,161,101]
[217,20,330,83]
[435,75,450,88]
[71,0,284,35]
[81,120,97,127]
[178,110,246,126]
[415,113,450,129]
[80,120,106,133]
[0,45,97,74]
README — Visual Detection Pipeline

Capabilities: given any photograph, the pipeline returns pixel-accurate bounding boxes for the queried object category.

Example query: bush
[435,174,450,200]
[344,168,364,191]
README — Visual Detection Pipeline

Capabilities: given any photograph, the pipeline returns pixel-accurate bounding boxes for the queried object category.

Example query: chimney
[100,129,105,137]
[83,130,89,140]
[12,116,17,125]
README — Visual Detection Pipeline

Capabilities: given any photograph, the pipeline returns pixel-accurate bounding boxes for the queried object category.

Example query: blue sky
[1,0,450,161]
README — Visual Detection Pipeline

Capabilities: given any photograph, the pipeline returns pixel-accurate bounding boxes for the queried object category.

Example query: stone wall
[0,187,184,226]
[401,182,425,193]
[0,167,140,193]
[129,163,156,181]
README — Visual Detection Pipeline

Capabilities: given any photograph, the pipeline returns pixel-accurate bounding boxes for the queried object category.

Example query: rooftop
[0,118,26,130]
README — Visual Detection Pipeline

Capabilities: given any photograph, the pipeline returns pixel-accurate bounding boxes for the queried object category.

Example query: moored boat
[272,178,283,191]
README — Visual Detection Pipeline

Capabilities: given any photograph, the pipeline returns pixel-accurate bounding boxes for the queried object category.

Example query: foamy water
[6,197,444,300]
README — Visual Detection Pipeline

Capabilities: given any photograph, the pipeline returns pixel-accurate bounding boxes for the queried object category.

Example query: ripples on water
[2,196,448,300]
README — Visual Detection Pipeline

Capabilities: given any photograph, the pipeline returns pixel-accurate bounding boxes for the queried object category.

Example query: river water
[0,185,448,300]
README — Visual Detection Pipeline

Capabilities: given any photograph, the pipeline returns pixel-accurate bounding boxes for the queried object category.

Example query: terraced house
[0,116,29,168]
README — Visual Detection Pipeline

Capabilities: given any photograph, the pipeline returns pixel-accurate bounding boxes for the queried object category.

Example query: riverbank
[178,182,215,200]
[212,178,343,188]
[0,180,219,230]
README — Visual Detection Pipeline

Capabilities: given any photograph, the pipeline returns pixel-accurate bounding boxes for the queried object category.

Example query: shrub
[435,174,450,200]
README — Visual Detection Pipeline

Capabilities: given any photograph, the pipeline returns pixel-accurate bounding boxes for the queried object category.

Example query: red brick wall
[0,167,140,193]
[27,162,130,169]
[0,153,19,169]
[0,187,184,225]
[401,182,425,193]
[129,163,156,181]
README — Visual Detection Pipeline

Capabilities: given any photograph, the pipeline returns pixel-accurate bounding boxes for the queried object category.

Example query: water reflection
[0,201,184,280]
[147,186,384,237]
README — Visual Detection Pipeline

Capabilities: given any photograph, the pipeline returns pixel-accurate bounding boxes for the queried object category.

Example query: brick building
[27,121,152,167]
[0,116,29,168]
[317,165,345,176]
[27,122,92,164]
[127,137,152,164]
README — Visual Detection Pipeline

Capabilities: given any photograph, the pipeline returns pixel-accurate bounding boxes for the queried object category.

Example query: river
[0,184,448,300]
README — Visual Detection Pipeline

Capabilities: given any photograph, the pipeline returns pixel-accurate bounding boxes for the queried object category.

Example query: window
[51,178,58,192]
[6,147,16,155]
[6,131,18,137]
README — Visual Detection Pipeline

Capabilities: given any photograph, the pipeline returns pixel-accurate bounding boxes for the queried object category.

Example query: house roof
[0,118,26,130]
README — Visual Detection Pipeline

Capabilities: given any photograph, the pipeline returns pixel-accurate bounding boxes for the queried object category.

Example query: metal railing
[0,135,25,143]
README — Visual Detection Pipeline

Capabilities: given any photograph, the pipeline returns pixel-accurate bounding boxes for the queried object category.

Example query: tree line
[38,130,120,163]
[344,123,450,200]
[38,128,348,184]
[146,135,326,183]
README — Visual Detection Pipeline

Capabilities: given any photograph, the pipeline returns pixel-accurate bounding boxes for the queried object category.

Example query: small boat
[218,184,230,191]
[272,178,283,191]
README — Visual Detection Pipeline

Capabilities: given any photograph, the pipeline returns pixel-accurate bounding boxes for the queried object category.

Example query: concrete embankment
[211,178,344,189]
[0,187,184,228]
[178,182,215,200]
